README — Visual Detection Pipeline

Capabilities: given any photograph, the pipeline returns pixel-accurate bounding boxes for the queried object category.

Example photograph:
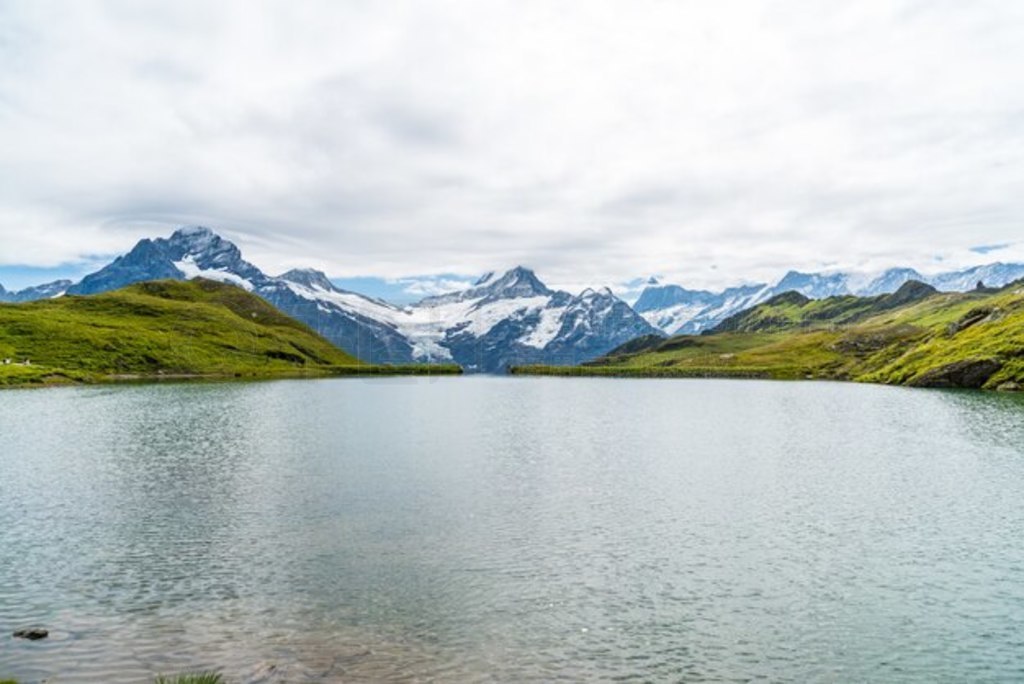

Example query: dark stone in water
[13,627,49,640]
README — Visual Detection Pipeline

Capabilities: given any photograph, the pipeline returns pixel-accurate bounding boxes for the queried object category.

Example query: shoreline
[0,363,462,389]
[509,364,1024,392]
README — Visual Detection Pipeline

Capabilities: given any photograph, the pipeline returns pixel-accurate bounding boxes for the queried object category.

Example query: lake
[2,377,1024,682]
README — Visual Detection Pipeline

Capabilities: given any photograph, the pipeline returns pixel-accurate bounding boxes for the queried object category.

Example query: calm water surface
[1,377,1024,682]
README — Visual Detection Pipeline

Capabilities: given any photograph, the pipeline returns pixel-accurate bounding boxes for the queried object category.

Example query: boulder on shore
[908,359,1003,389]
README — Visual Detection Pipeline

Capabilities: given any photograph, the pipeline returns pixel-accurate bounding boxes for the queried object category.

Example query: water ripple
[1,378,1023,682]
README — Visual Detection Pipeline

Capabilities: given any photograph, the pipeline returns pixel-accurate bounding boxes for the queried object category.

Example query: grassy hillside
[0,279,458,386]
[512,280,1024,391]
[709,280,939,333]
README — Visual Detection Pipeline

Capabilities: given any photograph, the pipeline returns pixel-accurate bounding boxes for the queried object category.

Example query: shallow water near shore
[2,376,1024,682]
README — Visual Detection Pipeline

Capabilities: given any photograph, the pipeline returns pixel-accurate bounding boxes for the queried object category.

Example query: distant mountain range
[2,227,657,372]
[0,279,73,303]
[634,263,1024,334]
[3,225,1022,370]
[519,278,1024,391]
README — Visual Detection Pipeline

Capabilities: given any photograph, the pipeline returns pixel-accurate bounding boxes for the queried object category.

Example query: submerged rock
[13,627,49,640]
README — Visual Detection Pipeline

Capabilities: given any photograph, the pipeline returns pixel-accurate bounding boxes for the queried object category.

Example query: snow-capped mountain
[632,270,858,335]
[633,282,770,335]
[9,225,1023,358]
[930,262,1024,293]
[856,268,926,296]
[399,269,657,372]
[773,271,851,299]
[28,227,660,371]
[0,279,73,302]
[271,264,659,372]
[67,226,264,295]
[58,227,420,363]
[635,263,1024,335]
[260,268,418,364]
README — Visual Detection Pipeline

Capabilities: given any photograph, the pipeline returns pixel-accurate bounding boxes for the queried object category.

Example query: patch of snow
[282,281,555,361]
[462,296,550,337]
[641,303,708,334]
[174,257,254,291]
[283,280,402,321]
[522,305,568,348]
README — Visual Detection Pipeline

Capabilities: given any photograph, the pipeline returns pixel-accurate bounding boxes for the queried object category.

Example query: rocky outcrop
[908,359,1003,389]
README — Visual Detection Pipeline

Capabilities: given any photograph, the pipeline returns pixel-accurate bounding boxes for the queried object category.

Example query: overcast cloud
[1,0,1023,293]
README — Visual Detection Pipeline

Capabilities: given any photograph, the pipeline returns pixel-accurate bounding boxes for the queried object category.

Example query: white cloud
[1,0,1023,291]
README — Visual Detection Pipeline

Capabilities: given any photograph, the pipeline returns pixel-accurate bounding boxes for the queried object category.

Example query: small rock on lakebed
[13,627,49,640]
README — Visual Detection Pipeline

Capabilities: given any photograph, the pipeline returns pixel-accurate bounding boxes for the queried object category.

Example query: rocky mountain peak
[774,270,850,298]
[167,225,240,264]
[633,283,717,313]
[483,266,551,298]
[171,225,215,239]
[578,286,616,300]
[279,268,337,292]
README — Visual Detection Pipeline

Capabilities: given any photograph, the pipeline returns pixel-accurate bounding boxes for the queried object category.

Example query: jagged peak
[163,227,258,280]
[167,225,237,256]
[578,286,616,299]
[479,266,551,298]
[172,225,215,238]
[279,267,337,291]
[647,276,659,285]
[276,266,335,290]
[776,270,815,287]
[474,271,495,286]
[502,265,538,280]
[415,265,552,306]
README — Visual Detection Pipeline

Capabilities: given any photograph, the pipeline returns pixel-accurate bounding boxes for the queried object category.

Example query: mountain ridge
[6,226,1023,371]
[634,263,1024,335]
[0,279,74,303]
[514,278,1024,391]
[14,227,661,372]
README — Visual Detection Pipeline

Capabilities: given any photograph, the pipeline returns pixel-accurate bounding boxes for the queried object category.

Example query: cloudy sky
[1,0,1023,297]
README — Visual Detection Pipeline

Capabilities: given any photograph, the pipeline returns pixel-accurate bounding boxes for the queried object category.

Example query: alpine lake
[2,376,1023,682]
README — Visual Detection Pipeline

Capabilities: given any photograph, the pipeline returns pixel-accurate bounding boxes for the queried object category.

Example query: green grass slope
[0,279,458,386]
[709,280,940,334]
[512,280,1024,391]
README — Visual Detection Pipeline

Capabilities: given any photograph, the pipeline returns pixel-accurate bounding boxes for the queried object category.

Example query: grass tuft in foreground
[154,674,223,684]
